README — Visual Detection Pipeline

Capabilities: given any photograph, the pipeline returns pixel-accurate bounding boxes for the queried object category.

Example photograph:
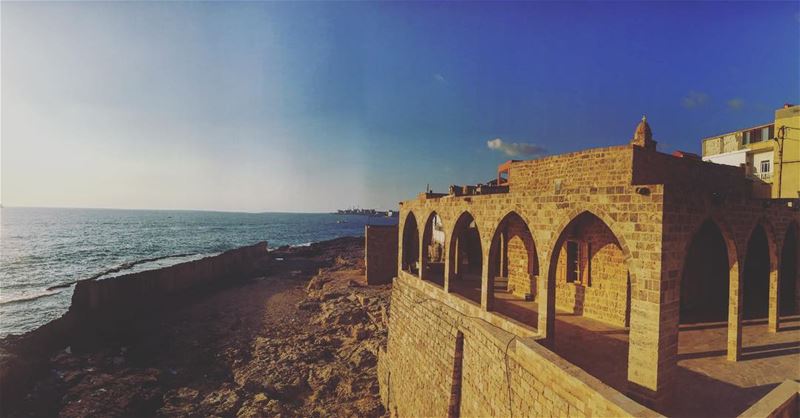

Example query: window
[566,241,579,283]
[763,126,774,141]
[761,160,771,173]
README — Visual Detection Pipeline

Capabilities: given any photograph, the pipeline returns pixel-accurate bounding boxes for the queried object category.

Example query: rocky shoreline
[2,237,389,417]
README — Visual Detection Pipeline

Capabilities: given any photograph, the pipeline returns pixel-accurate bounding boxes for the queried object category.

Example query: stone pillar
[727,262,744,361]
[539,249,556,340]
[768,265,780,333]
[419,226,427,281]
[626,261,677,410]
[481,250,491,310]
[444,236,455,292]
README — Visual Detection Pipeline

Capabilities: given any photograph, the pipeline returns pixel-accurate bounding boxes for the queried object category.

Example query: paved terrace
[465,289,800,417]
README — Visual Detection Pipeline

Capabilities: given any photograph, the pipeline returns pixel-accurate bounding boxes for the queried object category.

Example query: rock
[349,347,377,369]
[235,393,271,418]
[306,276,328,291]
[201,387,240,416]
[297,300,320,311]
[350,325,370,341]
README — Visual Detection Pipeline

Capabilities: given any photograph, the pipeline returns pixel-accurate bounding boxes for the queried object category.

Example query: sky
[2,1,799,213]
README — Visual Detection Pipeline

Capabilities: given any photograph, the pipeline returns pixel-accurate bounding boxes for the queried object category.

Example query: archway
[542,210,631,393]
[401,212,420,276]
[448,212,482,304]
[552,212,629,326]
[487,212,539,326]
[680,220,730,324]
[743,224,770,320]
[421,212,445,287]
[779,224,798,316]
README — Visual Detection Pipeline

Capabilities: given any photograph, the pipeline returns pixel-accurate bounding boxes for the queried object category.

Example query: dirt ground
[7,237,390,418]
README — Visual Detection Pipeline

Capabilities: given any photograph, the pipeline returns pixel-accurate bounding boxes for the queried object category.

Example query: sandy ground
[7,237,389,418]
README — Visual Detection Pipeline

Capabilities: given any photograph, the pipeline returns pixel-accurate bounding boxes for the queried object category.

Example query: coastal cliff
[1,237,388,417]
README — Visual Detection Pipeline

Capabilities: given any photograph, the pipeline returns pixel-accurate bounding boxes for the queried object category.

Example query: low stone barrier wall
[379,273,660,417]
[0,242,269,413]
[70,241,268,317]
[739,380,799,418]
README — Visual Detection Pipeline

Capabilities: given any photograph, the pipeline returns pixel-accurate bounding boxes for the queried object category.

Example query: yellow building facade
[702,104,800,199]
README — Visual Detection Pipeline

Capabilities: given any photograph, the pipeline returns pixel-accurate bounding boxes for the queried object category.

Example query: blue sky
[2,1,798,212]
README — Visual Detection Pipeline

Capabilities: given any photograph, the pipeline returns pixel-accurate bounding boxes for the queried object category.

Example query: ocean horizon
[0,207,397,337]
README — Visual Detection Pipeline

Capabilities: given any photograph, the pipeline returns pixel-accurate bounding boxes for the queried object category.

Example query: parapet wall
[70,241,268,317]
[378,274,660,417]
[0,241,269,413]
[508,145,633,193]
[738,380,799,418]
[365,225,398,284]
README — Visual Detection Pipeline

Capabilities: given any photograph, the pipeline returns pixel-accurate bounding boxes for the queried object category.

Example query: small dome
[631,115,656,150]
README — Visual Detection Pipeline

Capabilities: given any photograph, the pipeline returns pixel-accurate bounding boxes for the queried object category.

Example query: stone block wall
[554,216,630,327]
[379,274,660,418]
[507,145,634,192]
[394,142,798,409]
[71,241,269,318]
[365,225,399,284]
[505,217,538,298]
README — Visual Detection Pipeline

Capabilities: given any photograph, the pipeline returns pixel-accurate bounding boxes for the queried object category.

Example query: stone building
[376,117,800,417]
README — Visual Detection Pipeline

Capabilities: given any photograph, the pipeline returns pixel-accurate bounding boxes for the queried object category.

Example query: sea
[0,207,397,338]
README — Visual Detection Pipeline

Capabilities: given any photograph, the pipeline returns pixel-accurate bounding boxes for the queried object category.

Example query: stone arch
[487,211,539,299]
[485,211,540,325]
[421,211,446,286]
[545,209,633,329]
[779,222,799,316]
[401,211,420,276]
[447,211,483,304]
[742,219,778,320]
[546,206,635,283]
[679,217,739,323]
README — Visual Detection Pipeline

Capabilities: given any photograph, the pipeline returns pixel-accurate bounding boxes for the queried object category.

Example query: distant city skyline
[2,1,798,212]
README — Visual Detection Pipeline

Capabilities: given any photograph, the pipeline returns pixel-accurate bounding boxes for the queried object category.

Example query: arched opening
[743,224,770,320]
[401,212,420,276]
[421,212,445,287]
[779,224,798,316]
[487,212,539,326]
[448,212,482,304]
[680,220,730,324]
[553,212,629,326]
[542,211,631,393]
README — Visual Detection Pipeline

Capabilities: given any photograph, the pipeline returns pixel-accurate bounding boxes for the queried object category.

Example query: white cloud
[682,91,709,108]
[727,98,745,110]
[487,138,546,157]
[433,73,446,83]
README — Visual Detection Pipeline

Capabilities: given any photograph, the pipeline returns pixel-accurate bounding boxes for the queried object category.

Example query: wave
[0,289,62,306]
[46,252,196,291]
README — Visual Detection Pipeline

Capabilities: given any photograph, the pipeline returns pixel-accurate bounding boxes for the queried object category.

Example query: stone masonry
[379,117,800,416]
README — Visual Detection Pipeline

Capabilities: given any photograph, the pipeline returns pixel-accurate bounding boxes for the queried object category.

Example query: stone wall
[379,274,660,417]
[505,217,537,298]
[0,242,270,414]
[738,380,799,418]
[365,225,398,284]
[71,242,269,318]
[394,142,798,408]
[554,215,629,327]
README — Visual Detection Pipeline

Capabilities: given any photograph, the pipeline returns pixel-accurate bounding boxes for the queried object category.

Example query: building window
[763,126,774,141]
[566,241,579,283]
[760,160,771,173]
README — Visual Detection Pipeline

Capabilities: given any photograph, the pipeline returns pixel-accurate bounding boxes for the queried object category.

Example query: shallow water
[0,207,396,337]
